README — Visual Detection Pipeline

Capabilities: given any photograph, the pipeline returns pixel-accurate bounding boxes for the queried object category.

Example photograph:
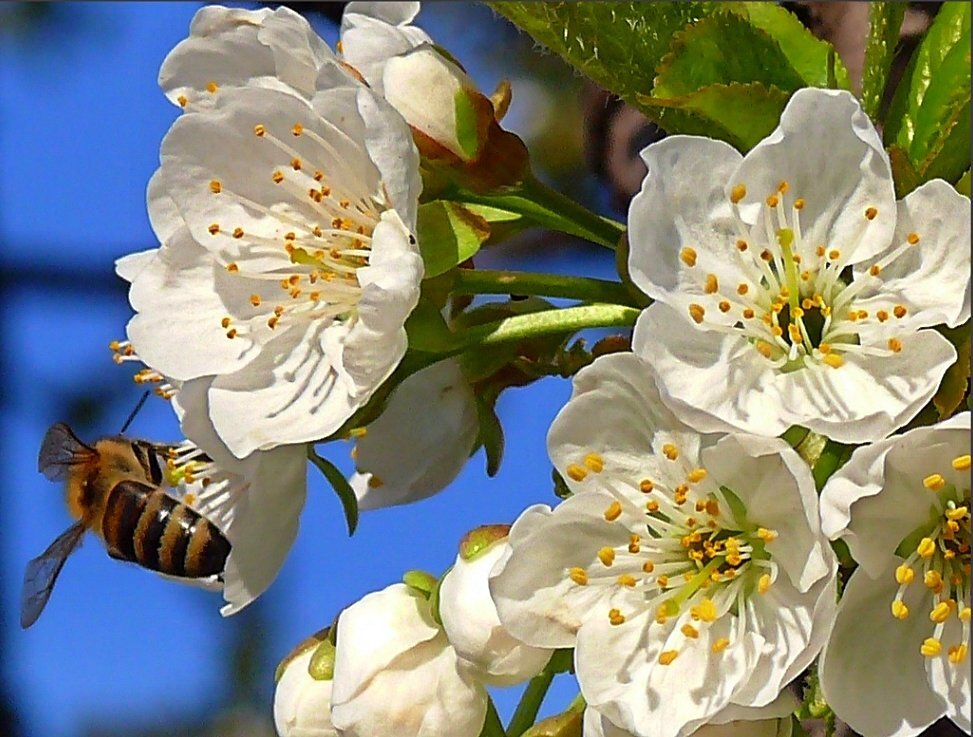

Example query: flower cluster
[75,2,972,736]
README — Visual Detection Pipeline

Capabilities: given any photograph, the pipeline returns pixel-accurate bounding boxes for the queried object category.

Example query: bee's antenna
[119,390,151,434]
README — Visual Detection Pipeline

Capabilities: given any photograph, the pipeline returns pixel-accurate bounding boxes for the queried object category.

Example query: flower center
[563,444,781,665]
[205,122,384,341]
[891,454,971,666]
[680,181,918,372]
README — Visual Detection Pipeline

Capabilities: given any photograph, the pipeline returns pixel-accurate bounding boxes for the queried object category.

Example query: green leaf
[474,393,505,477]
[888,144,921,199]
[639,82,789,152]
[724,2,851,89]
[308,448,359,535]
[885,1,971,181]
[934,322,972,419]
[653,14,805,97]
[860,2,906,122]
[404,298,457,353]
[416,200,491,278]
[489,2,713,108]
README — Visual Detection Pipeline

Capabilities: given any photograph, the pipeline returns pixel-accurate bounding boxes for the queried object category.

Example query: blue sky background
[0,4,621,735]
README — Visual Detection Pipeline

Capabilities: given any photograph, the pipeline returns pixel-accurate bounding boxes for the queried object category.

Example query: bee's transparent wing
[21,523,86,628]
[38,423,95,481]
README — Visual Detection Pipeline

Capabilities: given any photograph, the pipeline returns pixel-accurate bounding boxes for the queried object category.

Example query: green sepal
[454,89,483,160]
[275,627,331,684]
[860,2,907,122]
[308,639,337,681]
[416,200,491,278]
[474,393,505,477]
[459,524,511,561]
[405,297,456,353]
[307,448,359,536]
[402,569,438,597]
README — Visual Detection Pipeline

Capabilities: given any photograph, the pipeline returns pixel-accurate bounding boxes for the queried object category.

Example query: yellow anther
[896,564,915,585]
[737,283,749,296]
[758,574,772,594]
[907,232,920,245]
[691,598,718,622]
[267,316,280,329]
[272,170,285,184]
[794,197,805,209]
[367,475,384,489]
[232,227,244,239]
[225,329,237,339]
[205,80,218,93]
[566,464,588,482]
[704,274,719,293]
[930,602,953,623]
[292,123,304,136]
[597,547,616,566]
[766,194,780,208]
[757,528,778,542]
[604,501,623,522]
[949,644,969,664]
[917,538,937,558]
[681,624,700,639]
[760,249,773,262]
[870,264,881,276]
[736,239,748,252]
[253,124,266,137]
[248,294,261,307]
[314,170,325,182]
[951,455,971,471]
[923,474,946,491]
[656,575,670,589]
[777,180,789,193]
[348,427,368,438]
[646,500,660,513]
[659,650,679,665]
[755,341,774,359]
[568,567,588,585]
[628,534,641,554]
[711,638,730,653]
[226,262,239,272]
[893,305,907,318]
[947,506,969,520]
[608,608,626,626]
[639,479,654,493]
[617,574,637,588]
[823,353,844,368]
[662,443,679,461]
[687,469,708,483]
[220,316,231,329]
[290,157,302,170]
[208,223,220,235]
[584,452,605,473]
[642,561,655,574]
[921,638,942,657]
[177,94,188,107]
[828,249,841,261]
[865,206,878,220]
[891,601,910,620]
[887,338,902,353]
[959,607,972,623]
[680,247,698,267]
[209,180,222,194]
[924,570,944,590]
[730,184,747,204]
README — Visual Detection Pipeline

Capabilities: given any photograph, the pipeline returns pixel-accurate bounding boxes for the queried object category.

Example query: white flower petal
[114,248,158,284]
[926,615,972,733]
[256,7,337,98]
[339,2,431,93]
[633,304,790,437]
[854,179,971,330]
[730,88,895,265]
[146,169,182,244]
[274,650,338,737]
[627,135,746,308]
[351,359,478,510]
[820,568,946,737]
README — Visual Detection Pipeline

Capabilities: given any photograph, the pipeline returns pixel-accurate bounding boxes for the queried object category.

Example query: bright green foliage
[957,169,972,196]
[885,2,971,190]
[860,2,907,121]
[491,2,848,152]
[308,448,359,535]
[416,201,491,278]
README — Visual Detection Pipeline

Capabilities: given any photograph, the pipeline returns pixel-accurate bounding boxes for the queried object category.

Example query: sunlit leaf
[860,2,906,121]
[416,200,491,278]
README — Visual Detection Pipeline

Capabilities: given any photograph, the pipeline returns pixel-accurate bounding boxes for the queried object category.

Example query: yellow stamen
[923,474,946,491]
[604,501,623,522]
[680,247,698,267]
[891,601,910,620]
[952,455,971,471]
[730,184,747,204]
[711,638,730,653]
[566,464,587,482]
[920,638,942,657]
[568,568,588,585]
[659,650,679,665]
[689,303,705,324]
[597,547,616,566]
[608,608,626,626]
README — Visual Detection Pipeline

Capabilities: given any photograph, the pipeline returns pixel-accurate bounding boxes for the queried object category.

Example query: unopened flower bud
[440,527,553,685]
[274,629,338,737]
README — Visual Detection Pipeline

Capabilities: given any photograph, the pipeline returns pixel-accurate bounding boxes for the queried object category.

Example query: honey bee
[22,422,231,628]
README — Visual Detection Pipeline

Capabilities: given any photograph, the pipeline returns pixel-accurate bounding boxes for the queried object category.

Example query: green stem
[453,304,640,354]
[453,269,645,308]
[507,670,556,737]
[479,697,507,737]
[447,175,625,249]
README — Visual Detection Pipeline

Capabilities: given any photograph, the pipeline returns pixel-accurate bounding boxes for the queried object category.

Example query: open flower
[819,412,970,737]
[123,7,423,458]
[490,353,837,737]
[331,582,487,737]
[439,526,553,685]
[628,87,970,442]
[349,359,479,510]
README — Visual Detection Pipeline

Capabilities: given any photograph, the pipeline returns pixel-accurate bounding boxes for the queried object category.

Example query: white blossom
[440,527,552,685]
[349,359,479,510]
[122,5,424,458]
[627,87,970,442]
[331,583,487,737]
[274,632,338,737]
[820,412,971,737]
[490,353,837,737]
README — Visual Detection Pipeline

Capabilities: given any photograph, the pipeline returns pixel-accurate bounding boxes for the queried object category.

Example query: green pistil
[660,558,723,617]
[777,228,800,311]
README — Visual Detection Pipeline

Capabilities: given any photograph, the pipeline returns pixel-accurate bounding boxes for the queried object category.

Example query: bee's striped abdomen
[102,480,229,579]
